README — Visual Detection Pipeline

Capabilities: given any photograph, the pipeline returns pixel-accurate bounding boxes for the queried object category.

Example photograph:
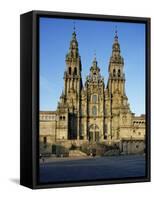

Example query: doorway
[88,124,99,142]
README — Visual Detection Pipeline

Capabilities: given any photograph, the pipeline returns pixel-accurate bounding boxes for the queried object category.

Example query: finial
[94,50,96,61]
[115,25,117,35]
[92,50,98,68]
[114,25,118,41]
[73,21,76,32]
[71,21,77,40]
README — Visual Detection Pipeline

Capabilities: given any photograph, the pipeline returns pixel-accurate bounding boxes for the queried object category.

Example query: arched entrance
[88,124,100,142]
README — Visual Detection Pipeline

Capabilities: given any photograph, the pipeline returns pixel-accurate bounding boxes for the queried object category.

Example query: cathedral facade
[40,30,145,155]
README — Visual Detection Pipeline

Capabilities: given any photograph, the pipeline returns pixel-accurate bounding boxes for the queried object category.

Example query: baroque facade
[40,30,146,155]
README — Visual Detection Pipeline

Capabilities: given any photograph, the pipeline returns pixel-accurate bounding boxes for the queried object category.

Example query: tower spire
[91,50,97,68]
[91,53,100,72]
[66,23,79,59]
[111,26,121,56]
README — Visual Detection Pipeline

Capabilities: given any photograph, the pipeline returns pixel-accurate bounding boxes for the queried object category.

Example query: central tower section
[81,56,105,142]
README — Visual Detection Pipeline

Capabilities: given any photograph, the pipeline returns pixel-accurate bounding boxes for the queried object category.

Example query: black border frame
[20,10,151,189]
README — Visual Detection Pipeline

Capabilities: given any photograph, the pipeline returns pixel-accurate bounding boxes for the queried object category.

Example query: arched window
[74,67,77,75]
[118,69,121,77]
[113,69,116,77]
[92,106,97,116]
[92,95,97,103]
[69,67,71,75]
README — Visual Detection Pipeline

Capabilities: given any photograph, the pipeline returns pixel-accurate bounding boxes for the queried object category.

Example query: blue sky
[39,17,145,116]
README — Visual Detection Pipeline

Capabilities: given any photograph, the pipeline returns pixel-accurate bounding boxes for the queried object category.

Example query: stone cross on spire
[70,21,77,42]
[94,50,96,61]
[73,21,76,32]
[112,26,121,54]
[92,50,97,67]
[114,25,118,41]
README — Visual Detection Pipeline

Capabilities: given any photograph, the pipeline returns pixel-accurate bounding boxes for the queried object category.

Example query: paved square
[39,155,146,183]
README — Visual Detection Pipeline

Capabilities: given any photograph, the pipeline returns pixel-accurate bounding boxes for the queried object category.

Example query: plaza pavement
[39,155,146,183]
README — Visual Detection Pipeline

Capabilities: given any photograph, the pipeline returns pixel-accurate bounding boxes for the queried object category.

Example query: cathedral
[40,29,145,155]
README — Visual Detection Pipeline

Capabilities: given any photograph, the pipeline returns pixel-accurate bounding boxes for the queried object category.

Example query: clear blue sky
[39,17,145,116]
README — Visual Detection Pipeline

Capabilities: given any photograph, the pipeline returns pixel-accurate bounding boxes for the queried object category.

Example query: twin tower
[56,29,131,144]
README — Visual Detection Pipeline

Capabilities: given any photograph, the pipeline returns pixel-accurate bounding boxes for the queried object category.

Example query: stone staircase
[69,150,87,157]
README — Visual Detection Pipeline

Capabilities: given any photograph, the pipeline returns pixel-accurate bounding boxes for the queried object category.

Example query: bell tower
[105,29,127,140]
[107,29,125,96]
[61,28,83,140]
[63,29,83,105]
